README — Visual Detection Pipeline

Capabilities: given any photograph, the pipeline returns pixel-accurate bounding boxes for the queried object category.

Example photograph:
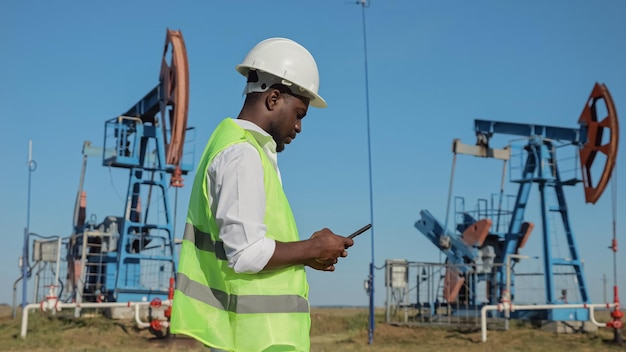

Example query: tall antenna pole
[22,140,37,310]
[608,168,623,344]
[354,0,376,345]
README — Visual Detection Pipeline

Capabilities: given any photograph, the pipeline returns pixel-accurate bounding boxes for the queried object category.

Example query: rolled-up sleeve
[208,142,276,273]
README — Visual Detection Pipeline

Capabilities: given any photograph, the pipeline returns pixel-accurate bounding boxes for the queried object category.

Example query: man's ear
[265,89,281,111]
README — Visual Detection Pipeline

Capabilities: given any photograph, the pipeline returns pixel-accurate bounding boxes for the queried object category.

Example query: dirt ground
[1,304,624,351]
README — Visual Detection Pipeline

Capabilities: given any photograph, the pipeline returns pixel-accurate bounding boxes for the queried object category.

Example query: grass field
[1,304,624,351]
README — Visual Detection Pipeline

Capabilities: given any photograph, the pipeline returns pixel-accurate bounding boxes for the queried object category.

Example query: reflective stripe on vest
[176,272,309,314]
[183,223,227,261]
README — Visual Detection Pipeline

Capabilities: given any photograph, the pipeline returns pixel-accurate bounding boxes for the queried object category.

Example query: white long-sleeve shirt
[207,119,279,273]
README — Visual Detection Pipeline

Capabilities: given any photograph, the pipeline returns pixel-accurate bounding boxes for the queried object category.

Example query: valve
[606,306,624,346]
[149,318,171,338]
[150,319,163,331]
[150,297,162,308]
[96,292,105,303]
[500,289,511,312]
[607,305,623,329]
[606,286,624,346]
[40,285,61,312]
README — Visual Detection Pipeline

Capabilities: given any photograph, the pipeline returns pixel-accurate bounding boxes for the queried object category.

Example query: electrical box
[385,259,408,288]
[32,239,59,262]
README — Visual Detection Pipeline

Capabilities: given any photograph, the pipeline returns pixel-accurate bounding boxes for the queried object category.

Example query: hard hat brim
[236,65,327,109]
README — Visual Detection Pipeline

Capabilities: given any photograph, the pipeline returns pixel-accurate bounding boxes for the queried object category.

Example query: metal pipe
[21,299,172,338]
[12,276,23,320]
[76,231,88,317]
[54,238,62,292]
[358,0,376,344]
[495,159,508,232]
[504,254,530,330]
[32,262,42,304]
[131,299,174,329]
[23,141,37,310]
[481,302,617,342]
[134,303,152,328]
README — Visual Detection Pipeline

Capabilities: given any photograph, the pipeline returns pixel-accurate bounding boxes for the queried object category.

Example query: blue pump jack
[415,83,619,322]
[67,29,194,305]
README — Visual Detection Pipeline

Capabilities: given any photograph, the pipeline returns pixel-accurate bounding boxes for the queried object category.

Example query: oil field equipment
[414,83,619,323]
[66,29,193,307]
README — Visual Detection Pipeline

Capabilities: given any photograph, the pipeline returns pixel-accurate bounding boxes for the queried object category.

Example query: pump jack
[67,29,193,310]
[415,83,619,323]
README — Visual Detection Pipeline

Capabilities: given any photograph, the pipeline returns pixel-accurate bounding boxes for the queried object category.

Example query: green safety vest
[170,118,310,352]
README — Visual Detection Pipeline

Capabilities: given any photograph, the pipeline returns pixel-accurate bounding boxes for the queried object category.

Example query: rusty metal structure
[578,83,619,204]
[121,29,190,188]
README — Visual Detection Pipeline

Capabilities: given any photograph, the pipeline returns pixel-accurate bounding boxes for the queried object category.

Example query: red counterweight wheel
[578,83,619,204]
[159,29,190,187]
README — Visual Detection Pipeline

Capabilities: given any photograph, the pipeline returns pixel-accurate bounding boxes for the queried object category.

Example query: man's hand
[305,228,354,271]
[265,228,354,271]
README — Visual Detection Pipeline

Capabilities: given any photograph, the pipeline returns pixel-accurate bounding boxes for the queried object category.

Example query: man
[170,37,354,352]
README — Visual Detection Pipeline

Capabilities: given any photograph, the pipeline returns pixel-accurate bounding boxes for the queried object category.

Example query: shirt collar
[233,118,277,153]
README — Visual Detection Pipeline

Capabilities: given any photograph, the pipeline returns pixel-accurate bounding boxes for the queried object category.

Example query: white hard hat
[236,37,327,108]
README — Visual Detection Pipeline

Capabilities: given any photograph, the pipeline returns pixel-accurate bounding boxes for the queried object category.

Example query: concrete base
[540,320,598,333]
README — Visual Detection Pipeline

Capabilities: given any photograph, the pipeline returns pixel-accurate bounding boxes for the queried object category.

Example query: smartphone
[348,224,372,239]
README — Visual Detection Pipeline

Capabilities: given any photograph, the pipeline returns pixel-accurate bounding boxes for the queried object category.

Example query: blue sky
[1,0,624,309]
